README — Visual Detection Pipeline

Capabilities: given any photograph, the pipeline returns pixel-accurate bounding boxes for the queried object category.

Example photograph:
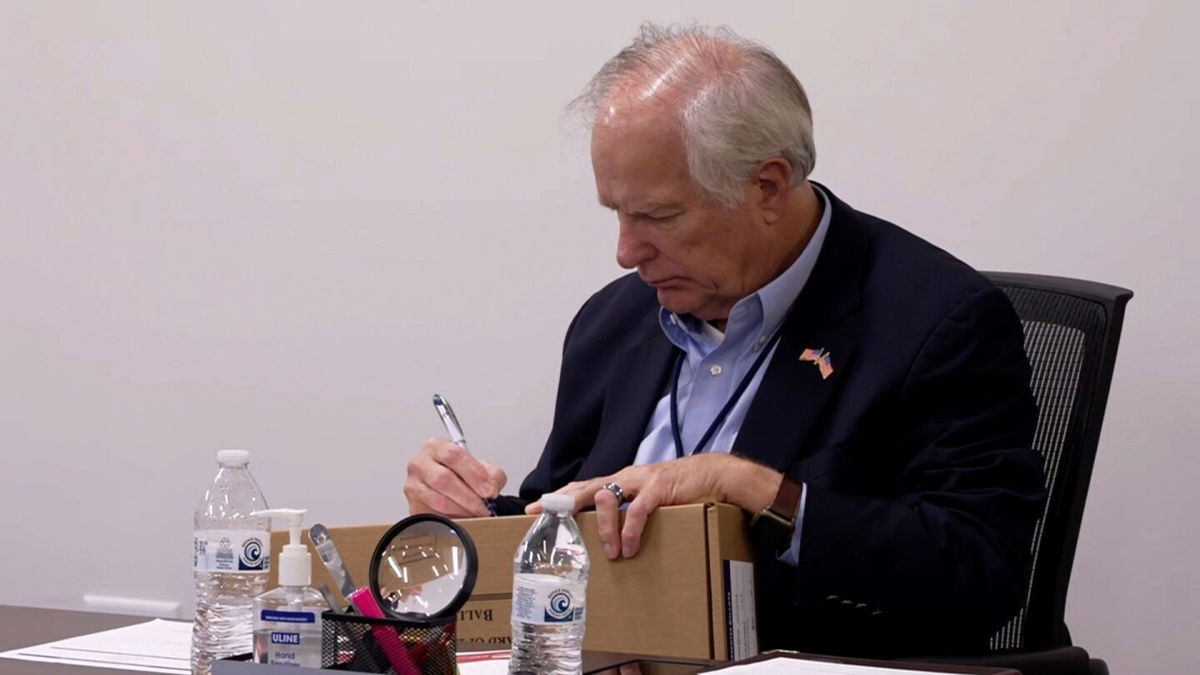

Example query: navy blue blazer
[497,185,1046,657]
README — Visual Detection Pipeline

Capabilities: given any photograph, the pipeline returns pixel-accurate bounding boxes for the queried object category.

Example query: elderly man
[405,24,1045,657]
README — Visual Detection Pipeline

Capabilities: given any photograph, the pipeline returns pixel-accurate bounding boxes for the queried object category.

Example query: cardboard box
[269,503,757,660]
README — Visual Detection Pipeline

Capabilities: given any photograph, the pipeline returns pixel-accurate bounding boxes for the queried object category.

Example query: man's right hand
[404,437,507,518]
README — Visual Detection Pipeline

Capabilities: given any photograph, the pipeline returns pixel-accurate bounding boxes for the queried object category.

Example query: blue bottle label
[193,530,271,572]
[512,574,586,625]
[260,610,316,623]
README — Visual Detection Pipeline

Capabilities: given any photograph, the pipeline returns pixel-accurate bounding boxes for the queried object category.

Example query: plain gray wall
[1,2,1196,673]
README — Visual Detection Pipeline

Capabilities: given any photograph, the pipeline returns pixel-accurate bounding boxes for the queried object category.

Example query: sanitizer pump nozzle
[254,508,310,587]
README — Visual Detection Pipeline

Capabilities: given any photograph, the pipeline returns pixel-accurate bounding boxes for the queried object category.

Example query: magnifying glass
[369,514,479,622]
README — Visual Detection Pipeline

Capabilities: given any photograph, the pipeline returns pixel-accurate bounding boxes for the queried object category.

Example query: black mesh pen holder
[320,610,457,674]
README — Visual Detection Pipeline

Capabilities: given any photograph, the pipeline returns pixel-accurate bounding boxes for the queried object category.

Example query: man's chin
[655,289,700,317]
[657,291,730,325]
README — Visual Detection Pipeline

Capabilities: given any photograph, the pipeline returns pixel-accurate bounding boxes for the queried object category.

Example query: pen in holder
[320,609,457,674]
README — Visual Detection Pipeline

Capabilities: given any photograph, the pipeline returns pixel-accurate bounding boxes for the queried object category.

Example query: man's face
[591,106,767,323]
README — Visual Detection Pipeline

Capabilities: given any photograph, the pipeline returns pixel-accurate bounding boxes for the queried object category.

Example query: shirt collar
[659,184,833,348]
[756,183,832,339]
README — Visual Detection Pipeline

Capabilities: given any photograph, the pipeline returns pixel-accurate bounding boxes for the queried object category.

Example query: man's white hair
[571,23,816,207]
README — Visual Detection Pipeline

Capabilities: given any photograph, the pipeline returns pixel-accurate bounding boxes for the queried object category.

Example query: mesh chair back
[982,272,1132,652]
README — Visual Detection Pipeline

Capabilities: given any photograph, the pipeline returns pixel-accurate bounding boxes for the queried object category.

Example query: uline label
[271,632,301,645]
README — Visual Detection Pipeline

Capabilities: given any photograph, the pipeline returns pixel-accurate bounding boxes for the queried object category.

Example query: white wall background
[1,1,1195,672]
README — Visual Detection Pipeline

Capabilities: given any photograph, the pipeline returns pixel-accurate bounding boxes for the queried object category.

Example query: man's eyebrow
[633,203,683,215]
[597,201,682,215]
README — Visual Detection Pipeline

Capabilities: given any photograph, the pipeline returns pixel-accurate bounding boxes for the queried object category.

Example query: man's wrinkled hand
[404,437,507,518]
[526,454,780,560]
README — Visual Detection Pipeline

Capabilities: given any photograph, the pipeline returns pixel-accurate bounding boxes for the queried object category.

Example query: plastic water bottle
[192,449,271,675]
[510,493,590,675]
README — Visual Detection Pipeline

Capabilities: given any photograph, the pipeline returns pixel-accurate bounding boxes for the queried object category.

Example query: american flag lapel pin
[800,347,835,380]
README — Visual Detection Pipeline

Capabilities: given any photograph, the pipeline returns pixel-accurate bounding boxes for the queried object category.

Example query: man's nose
[616,217,654,270]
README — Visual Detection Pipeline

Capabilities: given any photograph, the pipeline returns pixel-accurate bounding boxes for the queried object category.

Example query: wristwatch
[749,473,805,555]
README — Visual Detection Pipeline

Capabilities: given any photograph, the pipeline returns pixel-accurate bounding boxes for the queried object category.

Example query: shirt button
[709,364,723,376]
[757,335,768,345]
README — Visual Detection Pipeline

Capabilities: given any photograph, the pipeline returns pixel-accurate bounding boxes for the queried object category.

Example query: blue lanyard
[669,329,785,459]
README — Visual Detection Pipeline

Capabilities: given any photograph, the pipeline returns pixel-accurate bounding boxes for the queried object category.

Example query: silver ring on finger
[602,482,629,506]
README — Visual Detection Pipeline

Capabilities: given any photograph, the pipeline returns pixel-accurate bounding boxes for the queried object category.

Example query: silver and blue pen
[432,393,498,517]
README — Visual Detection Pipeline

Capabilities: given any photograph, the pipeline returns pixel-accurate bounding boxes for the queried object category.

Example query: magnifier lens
[374,519,472,619]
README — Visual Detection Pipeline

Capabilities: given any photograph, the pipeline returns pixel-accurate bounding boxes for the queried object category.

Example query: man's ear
[755,157,793,224]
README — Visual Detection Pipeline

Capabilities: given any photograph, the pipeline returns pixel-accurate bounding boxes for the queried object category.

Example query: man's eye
[646,213,679,223]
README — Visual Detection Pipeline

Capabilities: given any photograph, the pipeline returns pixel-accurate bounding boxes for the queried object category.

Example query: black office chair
[920,272,1132,675]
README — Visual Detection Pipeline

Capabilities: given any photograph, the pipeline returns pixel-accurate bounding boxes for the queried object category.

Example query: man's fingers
[422,463,492,517]
[405,480,483,518]
[594,488,622,560]
[480,460,508,498]
[432,440,496,500]
[552,480,599,513]
[405,491,434,516]
[524,480,596,516]
[565,480,601,511]
[621,482,663,558]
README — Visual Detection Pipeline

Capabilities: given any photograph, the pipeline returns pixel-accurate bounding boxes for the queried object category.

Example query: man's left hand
[526,453,782,560]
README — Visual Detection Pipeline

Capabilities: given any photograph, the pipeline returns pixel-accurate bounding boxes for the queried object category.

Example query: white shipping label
[512,573,585,626]
[723,559,758,660]
[194,530,271,572]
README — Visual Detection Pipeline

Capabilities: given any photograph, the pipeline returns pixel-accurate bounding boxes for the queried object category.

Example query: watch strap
[750,472,805,554]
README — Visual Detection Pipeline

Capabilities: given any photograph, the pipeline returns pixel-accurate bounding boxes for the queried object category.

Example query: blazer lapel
[733,186,867,472]
[735,328,858,472]
[577,310,679,479]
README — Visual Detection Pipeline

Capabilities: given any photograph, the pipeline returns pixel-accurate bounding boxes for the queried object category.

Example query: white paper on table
[457,649,512,675]
[0,618,193,673]
[708,655,969,674]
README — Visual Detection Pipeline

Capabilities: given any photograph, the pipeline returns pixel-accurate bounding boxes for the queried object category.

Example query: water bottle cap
[216,449,250,466]
[540,493,575,513]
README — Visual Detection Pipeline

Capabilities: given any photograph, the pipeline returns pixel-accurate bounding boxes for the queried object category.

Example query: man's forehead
[590,91,696,210]
[594,79,684,128]
[590,103,684,154]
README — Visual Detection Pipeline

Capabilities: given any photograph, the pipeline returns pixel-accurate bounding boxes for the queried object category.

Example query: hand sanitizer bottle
[251,508,324,667]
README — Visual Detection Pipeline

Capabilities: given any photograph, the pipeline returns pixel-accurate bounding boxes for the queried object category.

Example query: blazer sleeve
[791,285,1045,636]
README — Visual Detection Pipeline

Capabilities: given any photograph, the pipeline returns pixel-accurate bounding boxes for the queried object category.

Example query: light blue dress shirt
[631,185,832,565]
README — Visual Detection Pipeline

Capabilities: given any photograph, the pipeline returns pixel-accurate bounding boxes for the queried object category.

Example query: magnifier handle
[310,523,359,603]
[348,587,421,675]
[408,621,455,663]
